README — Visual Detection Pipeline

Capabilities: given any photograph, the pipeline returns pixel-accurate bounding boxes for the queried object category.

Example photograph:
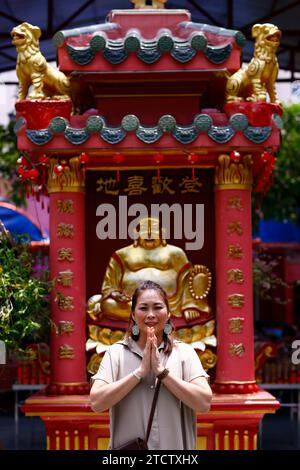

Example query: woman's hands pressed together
[135,327,164,378]
[148,327,165,376]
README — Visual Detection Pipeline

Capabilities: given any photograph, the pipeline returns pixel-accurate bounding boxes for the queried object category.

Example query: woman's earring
[132,323,140,337]
[163,322,172,335]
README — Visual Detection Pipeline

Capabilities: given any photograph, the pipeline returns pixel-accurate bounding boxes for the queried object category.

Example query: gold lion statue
[226,23,281,105]
[11,22,71,101]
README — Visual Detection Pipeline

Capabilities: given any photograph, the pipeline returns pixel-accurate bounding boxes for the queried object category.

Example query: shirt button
[150,385,154,389]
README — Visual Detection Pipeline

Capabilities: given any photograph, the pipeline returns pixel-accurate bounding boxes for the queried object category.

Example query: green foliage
[0,120,25,206]
[0,229,50,352]
[254,104,300,224]
[253,248,288,303]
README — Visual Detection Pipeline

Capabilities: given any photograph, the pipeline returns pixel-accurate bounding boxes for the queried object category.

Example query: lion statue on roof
[11,22,70,101]
[226,23,282,105]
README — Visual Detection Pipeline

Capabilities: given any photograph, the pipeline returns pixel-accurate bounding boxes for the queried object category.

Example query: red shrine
[16,4,282,450]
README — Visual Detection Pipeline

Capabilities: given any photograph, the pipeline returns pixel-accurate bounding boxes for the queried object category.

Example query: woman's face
[132,289,170,339]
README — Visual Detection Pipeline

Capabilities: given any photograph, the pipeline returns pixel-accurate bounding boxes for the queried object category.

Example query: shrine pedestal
[23,390,279,450]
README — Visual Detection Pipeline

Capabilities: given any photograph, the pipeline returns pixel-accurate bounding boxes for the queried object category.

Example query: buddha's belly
[122,268,177,296]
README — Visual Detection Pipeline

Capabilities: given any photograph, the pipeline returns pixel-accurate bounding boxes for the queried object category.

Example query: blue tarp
[0,202,49,242]
[258,219,300,243]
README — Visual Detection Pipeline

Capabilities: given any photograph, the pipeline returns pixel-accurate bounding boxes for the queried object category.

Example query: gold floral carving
[48,157,85,193]
[87,352,102,375]
[88,325,124,345]
[215,154,253,190]
[196,349,217,371]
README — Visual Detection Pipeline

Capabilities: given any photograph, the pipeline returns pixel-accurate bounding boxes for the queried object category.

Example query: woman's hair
[126,280,174,354]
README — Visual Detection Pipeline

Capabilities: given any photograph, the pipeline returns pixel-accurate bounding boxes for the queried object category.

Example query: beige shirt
[92,338,209,450]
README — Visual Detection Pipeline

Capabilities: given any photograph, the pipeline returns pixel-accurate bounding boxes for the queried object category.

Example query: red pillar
[47,157,89,395]
[213,154,259,394]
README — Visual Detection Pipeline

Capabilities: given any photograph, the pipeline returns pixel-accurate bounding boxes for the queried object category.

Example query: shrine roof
[54,9,245,73]
[15,104,282,154]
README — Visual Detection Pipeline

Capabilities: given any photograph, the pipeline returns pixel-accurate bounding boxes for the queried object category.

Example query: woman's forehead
[137,289,164,302]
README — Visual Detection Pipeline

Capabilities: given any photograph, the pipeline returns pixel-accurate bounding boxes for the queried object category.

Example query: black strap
[145,379,162,443]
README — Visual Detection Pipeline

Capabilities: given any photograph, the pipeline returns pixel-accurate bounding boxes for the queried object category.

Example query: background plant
[0,120,25,206]
[253,247,288,304]
[253,104,300,226]
[0,227,50,352]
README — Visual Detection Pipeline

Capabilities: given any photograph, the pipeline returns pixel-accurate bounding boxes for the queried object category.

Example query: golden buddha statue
[88,217,212,323]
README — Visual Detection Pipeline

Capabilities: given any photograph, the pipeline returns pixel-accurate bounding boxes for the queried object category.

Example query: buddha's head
[135,217,166,249]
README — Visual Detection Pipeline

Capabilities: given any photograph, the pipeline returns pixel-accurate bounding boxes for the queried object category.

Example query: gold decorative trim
[215,154,253,190]
[212,395,277,403]
[74,431,80,450]
[196,436,208,450]
[48,157,85,193]
[234,430,239,450]
[215,433,219,450]
[97,438,110,450]
[253,433,258,450]
[65,431,70,450]
[244,430,249,450]
[224,430,230,450]
[89,424,108,429]
[52,381,88,386]
[197,423,214,429]
[214,380,256,384]
[55,430,60,450]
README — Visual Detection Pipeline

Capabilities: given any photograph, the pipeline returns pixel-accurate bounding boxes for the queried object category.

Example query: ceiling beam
[55,0,97,33]
[240,0,300,33]
[0,50,16,61]
[186,0,223,27]
[47,0,53,35]
[0,10,23,25]
[227,0,233,29]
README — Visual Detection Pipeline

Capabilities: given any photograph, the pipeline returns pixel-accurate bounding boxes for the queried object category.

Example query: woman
[90,280,212,450]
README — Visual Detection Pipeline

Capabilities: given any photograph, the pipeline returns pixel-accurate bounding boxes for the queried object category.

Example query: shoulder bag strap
[145,379,162,443]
